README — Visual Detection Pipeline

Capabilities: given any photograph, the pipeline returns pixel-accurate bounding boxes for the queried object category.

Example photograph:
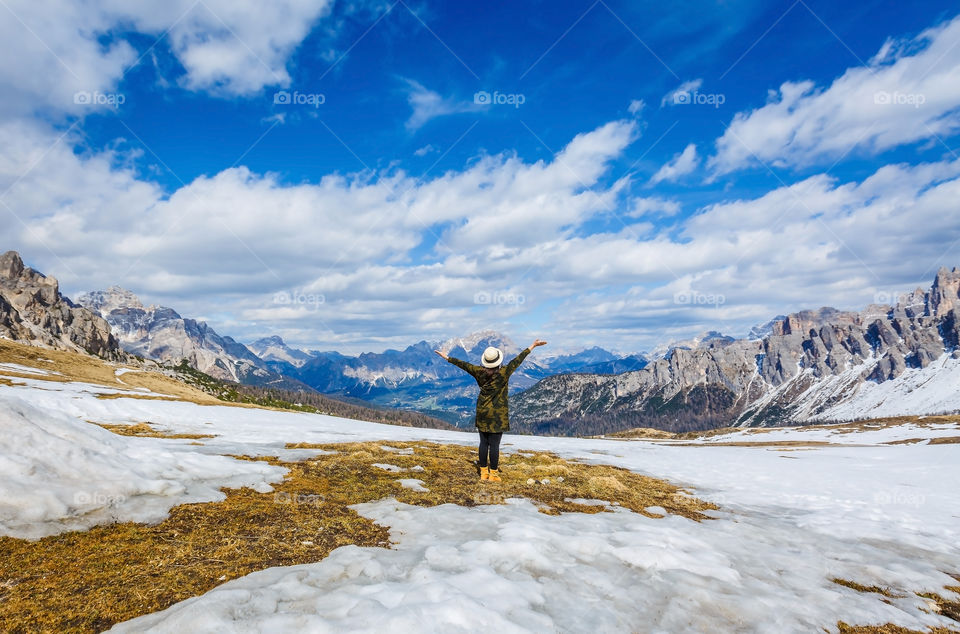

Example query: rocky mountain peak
[929,266,960,317]
[0,251,119,358]
[770,307,861,336]
[440,330,519,355]
[77,286,145,314]
[650,330,735,359]
[1,250,25,279]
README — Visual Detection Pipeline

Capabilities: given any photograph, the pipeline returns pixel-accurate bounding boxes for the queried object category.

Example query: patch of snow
[373,463,406,472]
[111,497,958,633]
[0,394,284,539]
[397,479,429,492]
[813,353,960,420]
[0,362,60,376]
[564,498,610,506]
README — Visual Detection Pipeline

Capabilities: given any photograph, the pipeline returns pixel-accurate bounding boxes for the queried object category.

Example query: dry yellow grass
[602,416,960,448]
[671,439,844,448]
[601,427,676,439]
[94,422,216,440]
[0,440,716,632]
[917,588,960,623]
[820,416,960,436]
[832,577,960,633]
[928,437,960,445]
[837,624,958,634]
[0,338,227,406]
[832,578,902,598]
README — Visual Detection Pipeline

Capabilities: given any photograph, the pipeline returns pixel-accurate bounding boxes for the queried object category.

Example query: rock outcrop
[0,251,120,358]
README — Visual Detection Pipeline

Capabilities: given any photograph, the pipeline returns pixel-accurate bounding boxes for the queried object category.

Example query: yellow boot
[480,466,490,481]
[488,468,502,482]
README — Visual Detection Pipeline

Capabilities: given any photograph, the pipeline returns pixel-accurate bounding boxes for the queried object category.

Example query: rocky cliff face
[0,251,120,358]
[78,286,277,384]
[513,268,960,434]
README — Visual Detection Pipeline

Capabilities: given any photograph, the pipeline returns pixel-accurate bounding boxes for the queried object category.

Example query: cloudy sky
[1,0,959,354]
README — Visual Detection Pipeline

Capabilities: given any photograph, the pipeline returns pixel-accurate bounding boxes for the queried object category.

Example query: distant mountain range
[248,331,647,425]
[512,268,960,435]
[6,248,959,437]
[65,279,648,427]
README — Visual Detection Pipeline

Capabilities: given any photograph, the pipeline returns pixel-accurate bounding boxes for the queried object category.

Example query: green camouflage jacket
[446,347,531,433]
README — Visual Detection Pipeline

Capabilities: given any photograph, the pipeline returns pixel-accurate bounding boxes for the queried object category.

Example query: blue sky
[2,0,960,354]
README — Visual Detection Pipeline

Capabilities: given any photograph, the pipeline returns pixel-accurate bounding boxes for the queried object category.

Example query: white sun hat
[481,346,503,368]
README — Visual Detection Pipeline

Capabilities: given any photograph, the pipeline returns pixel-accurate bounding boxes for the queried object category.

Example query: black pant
[478,431,503,469]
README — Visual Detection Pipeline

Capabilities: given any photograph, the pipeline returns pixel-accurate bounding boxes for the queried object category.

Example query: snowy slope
[734,352,960,425]
[0,387,283,539]
[1,372,959,632]
[812,353,960,420]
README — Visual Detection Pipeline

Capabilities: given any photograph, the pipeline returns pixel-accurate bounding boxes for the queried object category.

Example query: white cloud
[629,197,682,217]
[404,80,480,131]
[709,14,960,176]
[649,143,699,185]
[1,117,639,348]
[661,79,702,107]
[628,99,645,116]
[414,144,436,157]
[548,157,960,347]
[0,0,333,117]
[405,120,637,250]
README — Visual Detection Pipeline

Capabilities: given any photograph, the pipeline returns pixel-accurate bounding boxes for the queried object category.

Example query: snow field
[1,374,958,631]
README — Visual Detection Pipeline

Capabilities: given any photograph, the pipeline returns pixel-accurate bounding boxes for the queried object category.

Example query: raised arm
[435,349,481,378]
[503,339,547,376]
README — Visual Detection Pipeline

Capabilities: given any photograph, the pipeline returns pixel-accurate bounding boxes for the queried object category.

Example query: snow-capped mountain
[513,268,960,435]
[79,286,282,385]
[248,335,315,368]
[251,331,640,426]
[0,251,120,359]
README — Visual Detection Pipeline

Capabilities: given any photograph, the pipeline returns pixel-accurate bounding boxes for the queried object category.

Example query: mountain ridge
[512,267,960,435]
[78,286,300,388]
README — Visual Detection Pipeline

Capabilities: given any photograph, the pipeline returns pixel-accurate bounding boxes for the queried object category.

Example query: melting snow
[1,374,958,631]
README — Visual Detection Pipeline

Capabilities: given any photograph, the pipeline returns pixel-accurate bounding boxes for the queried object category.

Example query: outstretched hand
[530,339,547,349]
[434,350,449,360]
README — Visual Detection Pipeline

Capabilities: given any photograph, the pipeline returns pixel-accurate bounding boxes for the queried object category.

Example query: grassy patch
[94,422,216,440]
[671,440,841,448]
[837,623,957,633]
[0,339,225,406]
[286,441,717,520]
[928,436,960,445]
[917,590,960,623]
[832,577,901,597]
[832,578,960,633]
[600,427,676,439]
